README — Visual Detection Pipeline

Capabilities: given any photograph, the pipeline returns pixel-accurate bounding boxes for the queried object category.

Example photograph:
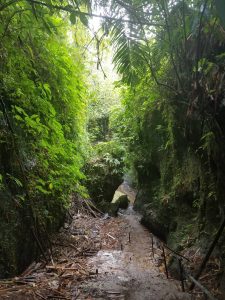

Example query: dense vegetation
[1,0,225,292]
[0,2,88,276]
[84,52,125,212]
[118,0,225,247]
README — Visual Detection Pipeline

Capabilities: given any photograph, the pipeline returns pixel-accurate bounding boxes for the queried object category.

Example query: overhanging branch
[0,0,164,27]
[0,0,20,11]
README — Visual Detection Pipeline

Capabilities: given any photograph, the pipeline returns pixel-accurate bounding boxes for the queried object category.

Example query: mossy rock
[141,208,168,242]
[109,203,120,216]
[98,201,119,216]
[98,194,129,216]
[116,195,129,209]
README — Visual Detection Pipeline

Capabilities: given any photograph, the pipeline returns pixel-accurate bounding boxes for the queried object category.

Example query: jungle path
[77,182,192,299]
[0,183,193,300]
[79,204,192,299]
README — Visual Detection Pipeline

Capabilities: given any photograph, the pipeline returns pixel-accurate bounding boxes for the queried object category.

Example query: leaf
[64,4,73,10]
[70,12,77,25]
[36,185,50,195]
[79,13,88,26]
[41,18,53,34]
[27,46,34,59]
[15,115,23,121]
[37,178,46,186]
[111,23,145,85]
[6,174,23,187]
[215,0,225,28]
[17,195,25,202]
[14,105,27,116]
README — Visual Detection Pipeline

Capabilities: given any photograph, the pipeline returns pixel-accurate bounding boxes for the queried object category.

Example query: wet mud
[78,183,192,299]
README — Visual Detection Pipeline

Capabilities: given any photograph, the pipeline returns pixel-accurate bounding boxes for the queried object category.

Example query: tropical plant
[0,2,89,276]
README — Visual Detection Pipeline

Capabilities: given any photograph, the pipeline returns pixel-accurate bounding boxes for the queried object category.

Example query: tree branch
[0,0,164,27]
[0,0,20,12]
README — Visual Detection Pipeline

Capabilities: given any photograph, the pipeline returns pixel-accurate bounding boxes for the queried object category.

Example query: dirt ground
[79,208,192,300]
[0,183,203,300]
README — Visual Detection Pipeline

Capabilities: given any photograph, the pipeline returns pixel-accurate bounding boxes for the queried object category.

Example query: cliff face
[133,101,225,244]
[130,101,225,293]
[124,5,225,254]
[125,35,225,247]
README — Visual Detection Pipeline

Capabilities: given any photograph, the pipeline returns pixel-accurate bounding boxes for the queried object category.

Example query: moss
[98,194,129,216]
[128,101,224,254]
[115,194,129,209]
[85,142,124,205]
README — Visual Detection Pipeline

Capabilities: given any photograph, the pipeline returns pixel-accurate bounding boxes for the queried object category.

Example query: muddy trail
[81,211,191,299]
[0,183,193,300]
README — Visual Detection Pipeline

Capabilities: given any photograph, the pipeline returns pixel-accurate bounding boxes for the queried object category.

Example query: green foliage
[115,194,129,209]
[111,23,145,85]
[86,51,121,143]
[1,0,225,279]
[84,141,125,204]
[1,17,87,202]
[0,2,89,277]
[215,0,225,28]
[107,0,225,249]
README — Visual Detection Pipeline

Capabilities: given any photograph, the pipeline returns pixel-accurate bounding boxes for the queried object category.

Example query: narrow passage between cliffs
[0,182,192,300]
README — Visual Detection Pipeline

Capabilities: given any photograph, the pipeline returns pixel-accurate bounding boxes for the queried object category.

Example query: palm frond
[110,22,146,85]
